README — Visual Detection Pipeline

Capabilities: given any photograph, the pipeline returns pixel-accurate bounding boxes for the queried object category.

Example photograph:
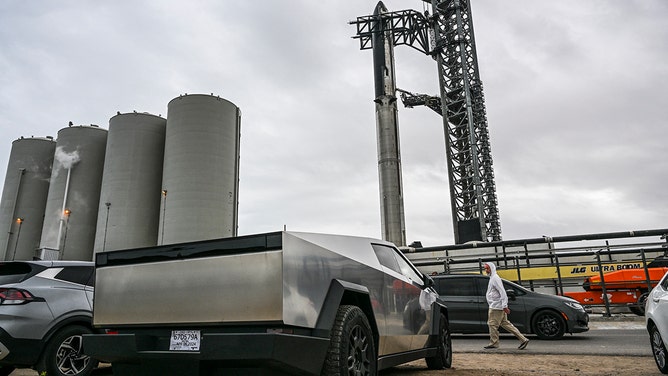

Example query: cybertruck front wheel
[426,312,452,369]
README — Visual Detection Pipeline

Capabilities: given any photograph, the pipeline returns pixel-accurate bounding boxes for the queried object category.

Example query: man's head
[484,262,496,275]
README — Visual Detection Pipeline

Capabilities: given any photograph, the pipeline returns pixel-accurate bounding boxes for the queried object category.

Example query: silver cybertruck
[83,231,452,375]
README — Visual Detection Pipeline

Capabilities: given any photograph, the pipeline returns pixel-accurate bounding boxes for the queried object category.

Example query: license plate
[169,330,201,351]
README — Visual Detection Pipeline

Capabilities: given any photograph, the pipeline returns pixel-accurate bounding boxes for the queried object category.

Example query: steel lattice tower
[352,0,501,244]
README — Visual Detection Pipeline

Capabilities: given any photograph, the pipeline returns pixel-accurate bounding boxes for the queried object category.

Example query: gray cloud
[0,0,666,246]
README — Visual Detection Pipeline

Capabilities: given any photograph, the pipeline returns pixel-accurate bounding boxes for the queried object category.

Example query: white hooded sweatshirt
[485,262,508,310]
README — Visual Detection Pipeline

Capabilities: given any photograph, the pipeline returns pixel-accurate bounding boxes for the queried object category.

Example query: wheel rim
[55,334,90,376]
[536,314,559,337]
[347,324,371,376]
[652,329,667,369]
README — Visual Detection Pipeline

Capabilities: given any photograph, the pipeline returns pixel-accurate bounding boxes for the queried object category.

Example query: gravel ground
[380,353,659,375]
[11,315,656,375]
[10,354,659,375]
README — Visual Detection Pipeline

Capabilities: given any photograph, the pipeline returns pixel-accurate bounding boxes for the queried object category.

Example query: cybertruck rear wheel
[322,305,377,376]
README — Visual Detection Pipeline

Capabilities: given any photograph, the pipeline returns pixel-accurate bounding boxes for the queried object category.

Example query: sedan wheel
[532,310,565,340]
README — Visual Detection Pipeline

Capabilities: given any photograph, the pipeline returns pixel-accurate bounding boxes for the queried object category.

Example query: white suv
[646,270,668,374]
[0,261,96,376]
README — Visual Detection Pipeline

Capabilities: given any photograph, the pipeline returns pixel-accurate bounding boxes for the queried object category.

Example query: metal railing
[404,228,668,316]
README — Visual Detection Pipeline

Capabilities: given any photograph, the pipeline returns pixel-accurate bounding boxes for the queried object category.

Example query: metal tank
[159,94,240,245]
[39,125,107,261]
[0,137,56,260]
[93,113,166,253]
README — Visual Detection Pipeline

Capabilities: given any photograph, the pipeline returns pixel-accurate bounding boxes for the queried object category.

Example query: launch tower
[352,0,501,244]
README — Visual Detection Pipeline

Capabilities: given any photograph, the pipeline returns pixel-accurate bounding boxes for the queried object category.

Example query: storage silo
[0,137,56,260]
[93,113,166,253]
[159,94,240,245]
[39,125,107,261]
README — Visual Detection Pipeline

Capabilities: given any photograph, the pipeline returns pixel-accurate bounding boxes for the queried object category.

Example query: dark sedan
[433,274,589,339]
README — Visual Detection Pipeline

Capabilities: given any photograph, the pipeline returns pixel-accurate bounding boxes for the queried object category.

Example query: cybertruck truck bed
[84,231,451,375]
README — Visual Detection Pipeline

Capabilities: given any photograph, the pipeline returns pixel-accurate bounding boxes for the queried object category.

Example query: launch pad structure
[352,0,501,245]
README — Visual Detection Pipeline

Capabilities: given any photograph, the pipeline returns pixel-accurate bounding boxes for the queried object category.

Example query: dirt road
[10,353,659,375]
[381,353,658,376]
[11,318,658,376]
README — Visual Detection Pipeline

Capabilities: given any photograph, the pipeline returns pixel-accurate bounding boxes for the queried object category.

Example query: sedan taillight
[0,288,36,305]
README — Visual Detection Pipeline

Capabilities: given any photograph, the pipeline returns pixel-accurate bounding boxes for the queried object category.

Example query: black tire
[38,325,97,376]
[629,292,650,316]
[651,325,668,374]
[629,306,644,316]
[531,310,565,340]
[322,305,377,376]
[425,312,452,369]
[0,366,15,376]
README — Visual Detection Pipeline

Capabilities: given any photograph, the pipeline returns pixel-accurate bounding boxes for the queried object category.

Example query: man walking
[483,262,530,350]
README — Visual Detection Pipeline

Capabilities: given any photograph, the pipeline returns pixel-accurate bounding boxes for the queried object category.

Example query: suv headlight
[564,301,585,312]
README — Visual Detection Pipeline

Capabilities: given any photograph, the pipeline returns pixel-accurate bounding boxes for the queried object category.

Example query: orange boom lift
[564,257,668,315]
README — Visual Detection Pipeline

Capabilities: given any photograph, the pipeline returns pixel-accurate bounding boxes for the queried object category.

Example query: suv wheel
[531,310,565,339]
[38,325,97,376]
[322,305,377,376]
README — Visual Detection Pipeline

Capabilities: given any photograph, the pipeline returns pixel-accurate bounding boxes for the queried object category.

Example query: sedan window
[436,277,477,296]
[503,281,527,296]
[474,277,489,297]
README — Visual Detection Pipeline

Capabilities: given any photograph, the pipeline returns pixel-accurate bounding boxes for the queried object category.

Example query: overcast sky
[1,0,666,246]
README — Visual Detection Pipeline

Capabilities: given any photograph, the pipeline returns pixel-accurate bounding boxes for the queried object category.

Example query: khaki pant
[487,309,528,347]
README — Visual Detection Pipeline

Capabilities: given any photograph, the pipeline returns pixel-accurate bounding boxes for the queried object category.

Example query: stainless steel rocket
[371,1,406,247]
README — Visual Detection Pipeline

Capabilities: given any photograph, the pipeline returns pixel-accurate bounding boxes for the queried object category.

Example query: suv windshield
[0,262,44,285]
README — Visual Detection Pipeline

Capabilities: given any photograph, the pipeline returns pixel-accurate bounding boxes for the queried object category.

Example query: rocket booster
[371,1,406,247]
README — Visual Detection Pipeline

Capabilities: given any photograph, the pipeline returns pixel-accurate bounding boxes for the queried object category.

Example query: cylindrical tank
[39,125,107,261]
[93,113,166,253]
[0,137,56,260]
[159,94,240,245]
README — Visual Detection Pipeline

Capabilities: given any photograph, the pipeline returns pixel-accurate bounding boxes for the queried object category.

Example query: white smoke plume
[54,146,80,169]
[50,146,81,179]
